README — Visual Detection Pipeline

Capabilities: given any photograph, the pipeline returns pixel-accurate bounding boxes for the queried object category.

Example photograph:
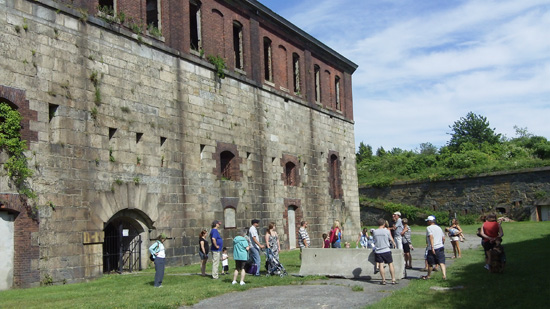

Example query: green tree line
[357,112,550,187]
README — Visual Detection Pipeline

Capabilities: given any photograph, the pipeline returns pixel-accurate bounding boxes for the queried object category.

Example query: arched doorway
[102,210,151,273]
[287,206,297,249]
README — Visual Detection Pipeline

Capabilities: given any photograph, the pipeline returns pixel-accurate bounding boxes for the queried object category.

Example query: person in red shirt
[480,214,503,270]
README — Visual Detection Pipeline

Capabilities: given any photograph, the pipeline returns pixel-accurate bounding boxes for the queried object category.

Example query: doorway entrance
[0,211,15,290]
[103,217,144,273]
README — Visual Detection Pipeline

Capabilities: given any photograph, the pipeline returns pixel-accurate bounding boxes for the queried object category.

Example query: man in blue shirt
[210,220,223,279]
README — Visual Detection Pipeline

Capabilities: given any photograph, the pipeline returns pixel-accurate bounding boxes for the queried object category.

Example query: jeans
[332,241,341,248]
[154,257,165,287]
[212,251,220,279]
[250,246,261,275]
[394,235,403,250]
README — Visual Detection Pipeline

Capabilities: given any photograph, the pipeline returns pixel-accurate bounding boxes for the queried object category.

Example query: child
[322,233,330,248]
[221,247,229,275]
[344,242,351,248]
[487,237,506,273]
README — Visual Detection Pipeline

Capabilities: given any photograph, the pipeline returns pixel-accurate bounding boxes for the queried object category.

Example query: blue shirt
[210,228,223,252]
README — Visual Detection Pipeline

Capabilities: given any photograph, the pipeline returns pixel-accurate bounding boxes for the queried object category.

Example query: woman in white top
[149,234,167,287]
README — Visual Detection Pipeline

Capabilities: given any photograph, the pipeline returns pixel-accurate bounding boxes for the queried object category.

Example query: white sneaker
[240,281,245,285]
[232,281,237,285]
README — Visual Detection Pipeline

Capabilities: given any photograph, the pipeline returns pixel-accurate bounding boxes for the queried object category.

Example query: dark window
[314,65,321,103]
[233,21,243,70]
[190,1,202,51]
[146,0,159,28]
[292,53,300,94]
[263,37,272,82]
[98,0,114,11]
[335,76,341,110]
[329,154,342,199]
[285,162,297,186]
[221,151,236,180]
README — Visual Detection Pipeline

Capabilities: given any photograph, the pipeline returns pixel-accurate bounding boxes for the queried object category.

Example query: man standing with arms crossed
[423,215,447,280]
[249,219,264,276]
[391,212,404,250]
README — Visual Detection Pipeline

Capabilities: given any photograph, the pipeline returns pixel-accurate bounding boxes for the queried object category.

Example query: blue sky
[258,0,550,152]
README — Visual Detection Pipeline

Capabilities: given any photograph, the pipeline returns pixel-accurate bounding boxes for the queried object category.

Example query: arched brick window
[314,65,321,103]
[213,142,242,181]
[280,154,299,186]
[328,151,342,199]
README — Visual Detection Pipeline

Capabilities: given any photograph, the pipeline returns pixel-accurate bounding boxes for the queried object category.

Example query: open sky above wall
[258,0,550,152]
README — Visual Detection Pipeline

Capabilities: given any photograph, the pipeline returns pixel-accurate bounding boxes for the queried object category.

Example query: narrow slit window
[136,132,143,143]
[263,37,273,82]
[190,1,202,51]
[314,65,321,103]
[335,76,341,110]
[233,21,243,70]
[292,53,300,94]
[108,128,117,140]
[48,104,58,122]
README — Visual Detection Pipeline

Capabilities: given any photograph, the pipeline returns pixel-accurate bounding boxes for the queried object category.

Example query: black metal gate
[103,221,142,273]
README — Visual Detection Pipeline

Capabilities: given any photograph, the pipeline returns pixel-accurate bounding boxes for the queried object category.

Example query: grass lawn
[368,221,550,308]
[0,249,323,308]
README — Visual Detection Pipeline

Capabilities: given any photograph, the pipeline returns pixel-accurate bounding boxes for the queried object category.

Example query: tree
[356,142,372,163]
[418,142,438,155]
[376,146,386,157]
[447,112,501,151]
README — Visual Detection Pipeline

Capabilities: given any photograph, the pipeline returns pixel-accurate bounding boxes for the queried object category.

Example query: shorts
[223,265,229,272]
[375,251,393,264]
[451,236,459,242]
[235,260,246,271]
[403,243,410,253]
[482,241,496,257]
[199,251,208,260]
[426,247,445,265]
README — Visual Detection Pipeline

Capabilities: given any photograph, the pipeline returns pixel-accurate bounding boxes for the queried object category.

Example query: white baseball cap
[425,215,436,221]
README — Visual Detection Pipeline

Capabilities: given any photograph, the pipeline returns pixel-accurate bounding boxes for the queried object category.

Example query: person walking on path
[249,219,264,276]
[232,228,250,285]
[149,233,168,287]
[480,213,504,270]
[298,221,310,259]
[210,220,223,279]
[391,212,404,250]
[265,222,281,260]
[372,218,397,285]
[423,215,447,280]
[198,229,209,276]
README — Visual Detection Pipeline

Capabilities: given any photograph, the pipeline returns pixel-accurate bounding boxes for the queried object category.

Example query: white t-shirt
[249,225,260,249]
[222,253,228,266]
[426,224,444,250]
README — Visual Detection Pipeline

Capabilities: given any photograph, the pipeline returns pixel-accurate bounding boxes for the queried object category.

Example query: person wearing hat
[210,220,223,279]
[422,215,447,280]
[149,233,167,287]
[249,219,264,276]
[391,212,404,250]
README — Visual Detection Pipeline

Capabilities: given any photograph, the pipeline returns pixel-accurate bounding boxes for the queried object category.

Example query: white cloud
[260,0,550,151]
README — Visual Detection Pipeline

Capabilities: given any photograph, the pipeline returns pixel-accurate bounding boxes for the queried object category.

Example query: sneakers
[240,281,245,285]
[232,280,237,285]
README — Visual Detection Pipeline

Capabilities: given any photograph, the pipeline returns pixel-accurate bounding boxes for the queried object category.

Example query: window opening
[99,0,114,11]
[109,127,117,140]
[136,132,143,143]
[314,65,320,103]
[190,1,202,51]
[285,162,297,186]
[220,151,235,180]
[160,136,167,146]
[233,21,243,70]
[292,53,300,94]
[335,76,341,110]
[263,37,273,82]
[146,0,159,29]
[48,104,58,122]
[330,154,342,199]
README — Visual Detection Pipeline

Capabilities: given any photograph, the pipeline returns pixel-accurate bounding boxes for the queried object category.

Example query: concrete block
[299,248,405,279]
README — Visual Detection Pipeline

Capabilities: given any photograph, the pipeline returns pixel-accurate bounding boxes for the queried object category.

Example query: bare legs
[233,269,246,284]
[201,259,207,276]
[379,262,396,283]
[451,240,461,258]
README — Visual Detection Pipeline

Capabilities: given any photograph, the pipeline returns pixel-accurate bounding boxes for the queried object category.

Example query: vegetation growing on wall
[207,55,226,79]
[357,112,550,187]
[0,102,35,198]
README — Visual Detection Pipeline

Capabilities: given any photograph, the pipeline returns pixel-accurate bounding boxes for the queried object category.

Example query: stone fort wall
[360,167,550,219]
[0,0,360,287]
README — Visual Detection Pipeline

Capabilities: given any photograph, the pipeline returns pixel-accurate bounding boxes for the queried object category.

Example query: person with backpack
[198,229,209,276]
[329,220,342,248]
[149,233,168,287]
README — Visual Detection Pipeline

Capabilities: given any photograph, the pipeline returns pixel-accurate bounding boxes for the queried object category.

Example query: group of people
[148,211,506,287]
[198,219,282,285]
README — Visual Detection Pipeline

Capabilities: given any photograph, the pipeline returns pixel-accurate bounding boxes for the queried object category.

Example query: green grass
[0,249,323,308]
[368,221,550,308]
